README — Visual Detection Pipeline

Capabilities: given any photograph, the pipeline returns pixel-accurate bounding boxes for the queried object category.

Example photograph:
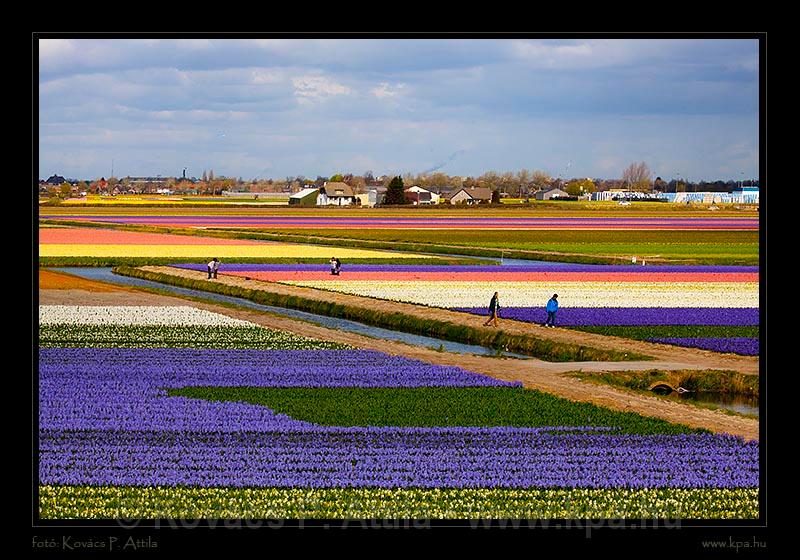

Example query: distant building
[405,186,440,205]
[535,187,569,200]
[404,190,430,205]
[731,186,759,204]
[317,182,358,206]
[289,188,320,206]
[427,185,459,196]
[656,186,759,204]
[592,190,655,201]
[366,187,387,207]
[44,174,67,185]
[448,187,493,205]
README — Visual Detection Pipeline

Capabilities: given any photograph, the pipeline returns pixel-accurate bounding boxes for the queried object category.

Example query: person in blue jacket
[544,293,558,327]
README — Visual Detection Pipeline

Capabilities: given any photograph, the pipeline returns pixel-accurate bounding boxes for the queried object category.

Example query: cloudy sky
[38,37,759,182]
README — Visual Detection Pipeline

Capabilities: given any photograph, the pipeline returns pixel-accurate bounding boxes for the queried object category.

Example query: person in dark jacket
[483,292,500,327]
[544,293,558,327]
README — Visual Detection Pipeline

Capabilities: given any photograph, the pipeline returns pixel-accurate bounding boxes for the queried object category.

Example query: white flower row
[284,281,760,309]
[39,306,259,327]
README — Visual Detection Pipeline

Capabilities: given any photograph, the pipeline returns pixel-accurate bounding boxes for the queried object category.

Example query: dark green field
[167,386,700,434]
[226,228,759,265]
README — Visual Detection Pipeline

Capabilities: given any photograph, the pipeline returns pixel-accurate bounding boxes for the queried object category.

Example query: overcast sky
[38,37,760,182]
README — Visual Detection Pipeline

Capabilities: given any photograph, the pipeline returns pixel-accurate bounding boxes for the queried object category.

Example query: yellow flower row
[60,199,288,205]
[39,244,431,259]
[39,485,759,520]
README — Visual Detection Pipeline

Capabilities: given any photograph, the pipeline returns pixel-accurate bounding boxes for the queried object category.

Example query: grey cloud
[38,37,759,180]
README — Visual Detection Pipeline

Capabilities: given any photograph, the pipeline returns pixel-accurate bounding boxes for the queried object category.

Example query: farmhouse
[447,187,493,205]
[317,182,358,206]
[44,174,68,185]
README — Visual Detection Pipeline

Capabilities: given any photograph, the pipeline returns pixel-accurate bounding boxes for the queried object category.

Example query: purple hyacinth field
[169,263,760,356]
[38,305,759,518]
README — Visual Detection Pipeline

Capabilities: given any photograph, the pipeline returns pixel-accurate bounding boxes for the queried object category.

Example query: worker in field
[483,292,500,327]
[208,258,219,279]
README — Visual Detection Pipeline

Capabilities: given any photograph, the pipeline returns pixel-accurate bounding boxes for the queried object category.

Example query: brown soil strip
[38,269,130,292]
[39,283,759,441]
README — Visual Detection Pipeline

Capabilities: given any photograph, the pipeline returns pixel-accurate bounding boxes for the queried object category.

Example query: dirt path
[39,281,759,441]
[143,265,760,376]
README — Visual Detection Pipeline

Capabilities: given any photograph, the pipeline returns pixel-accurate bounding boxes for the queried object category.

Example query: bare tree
[500,171,515,193]
[479,171,500,190]
[622,162,652,192]
[530,170,552,191]
[428,172,449,188]
[351,176,366,194]
[516,169,531,196]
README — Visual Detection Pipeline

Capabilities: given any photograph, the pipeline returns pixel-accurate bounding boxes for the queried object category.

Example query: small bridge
[649,382,690,395]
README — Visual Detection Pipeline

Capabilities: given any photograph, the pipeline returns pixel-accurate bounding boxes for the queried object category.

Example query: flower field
[38,304,758,519]
[40,214,759,230]
[56,195,288,206]
[175,263,759,356]
[38,227,433,260]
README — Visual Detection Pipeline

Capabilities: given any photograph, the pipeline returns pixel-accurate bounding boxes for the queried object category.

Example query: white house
[317,182,358,206]
[405,186,440,205]
[448,187,493,205]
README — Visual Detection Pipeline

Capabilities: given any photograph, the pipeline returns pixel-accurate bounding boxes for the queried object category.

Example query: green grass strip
[112,265,651,363]
[39,324,350,350]
[569,325,760,340]
[568,369,759,398]
[39,486,759,519]
[165,386,700,434]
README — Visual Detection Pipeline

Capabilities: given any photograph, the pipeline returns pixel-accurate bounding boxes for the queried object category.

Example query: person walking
[330,257,337,275]
[544,293,559,327]
[483,292,500,327]
[334,257,341,276]
[207,258,219,279]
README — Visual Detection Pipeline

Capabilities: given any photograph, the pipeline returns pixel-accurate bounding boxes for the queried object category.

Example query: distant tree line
[40,163,759,198]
